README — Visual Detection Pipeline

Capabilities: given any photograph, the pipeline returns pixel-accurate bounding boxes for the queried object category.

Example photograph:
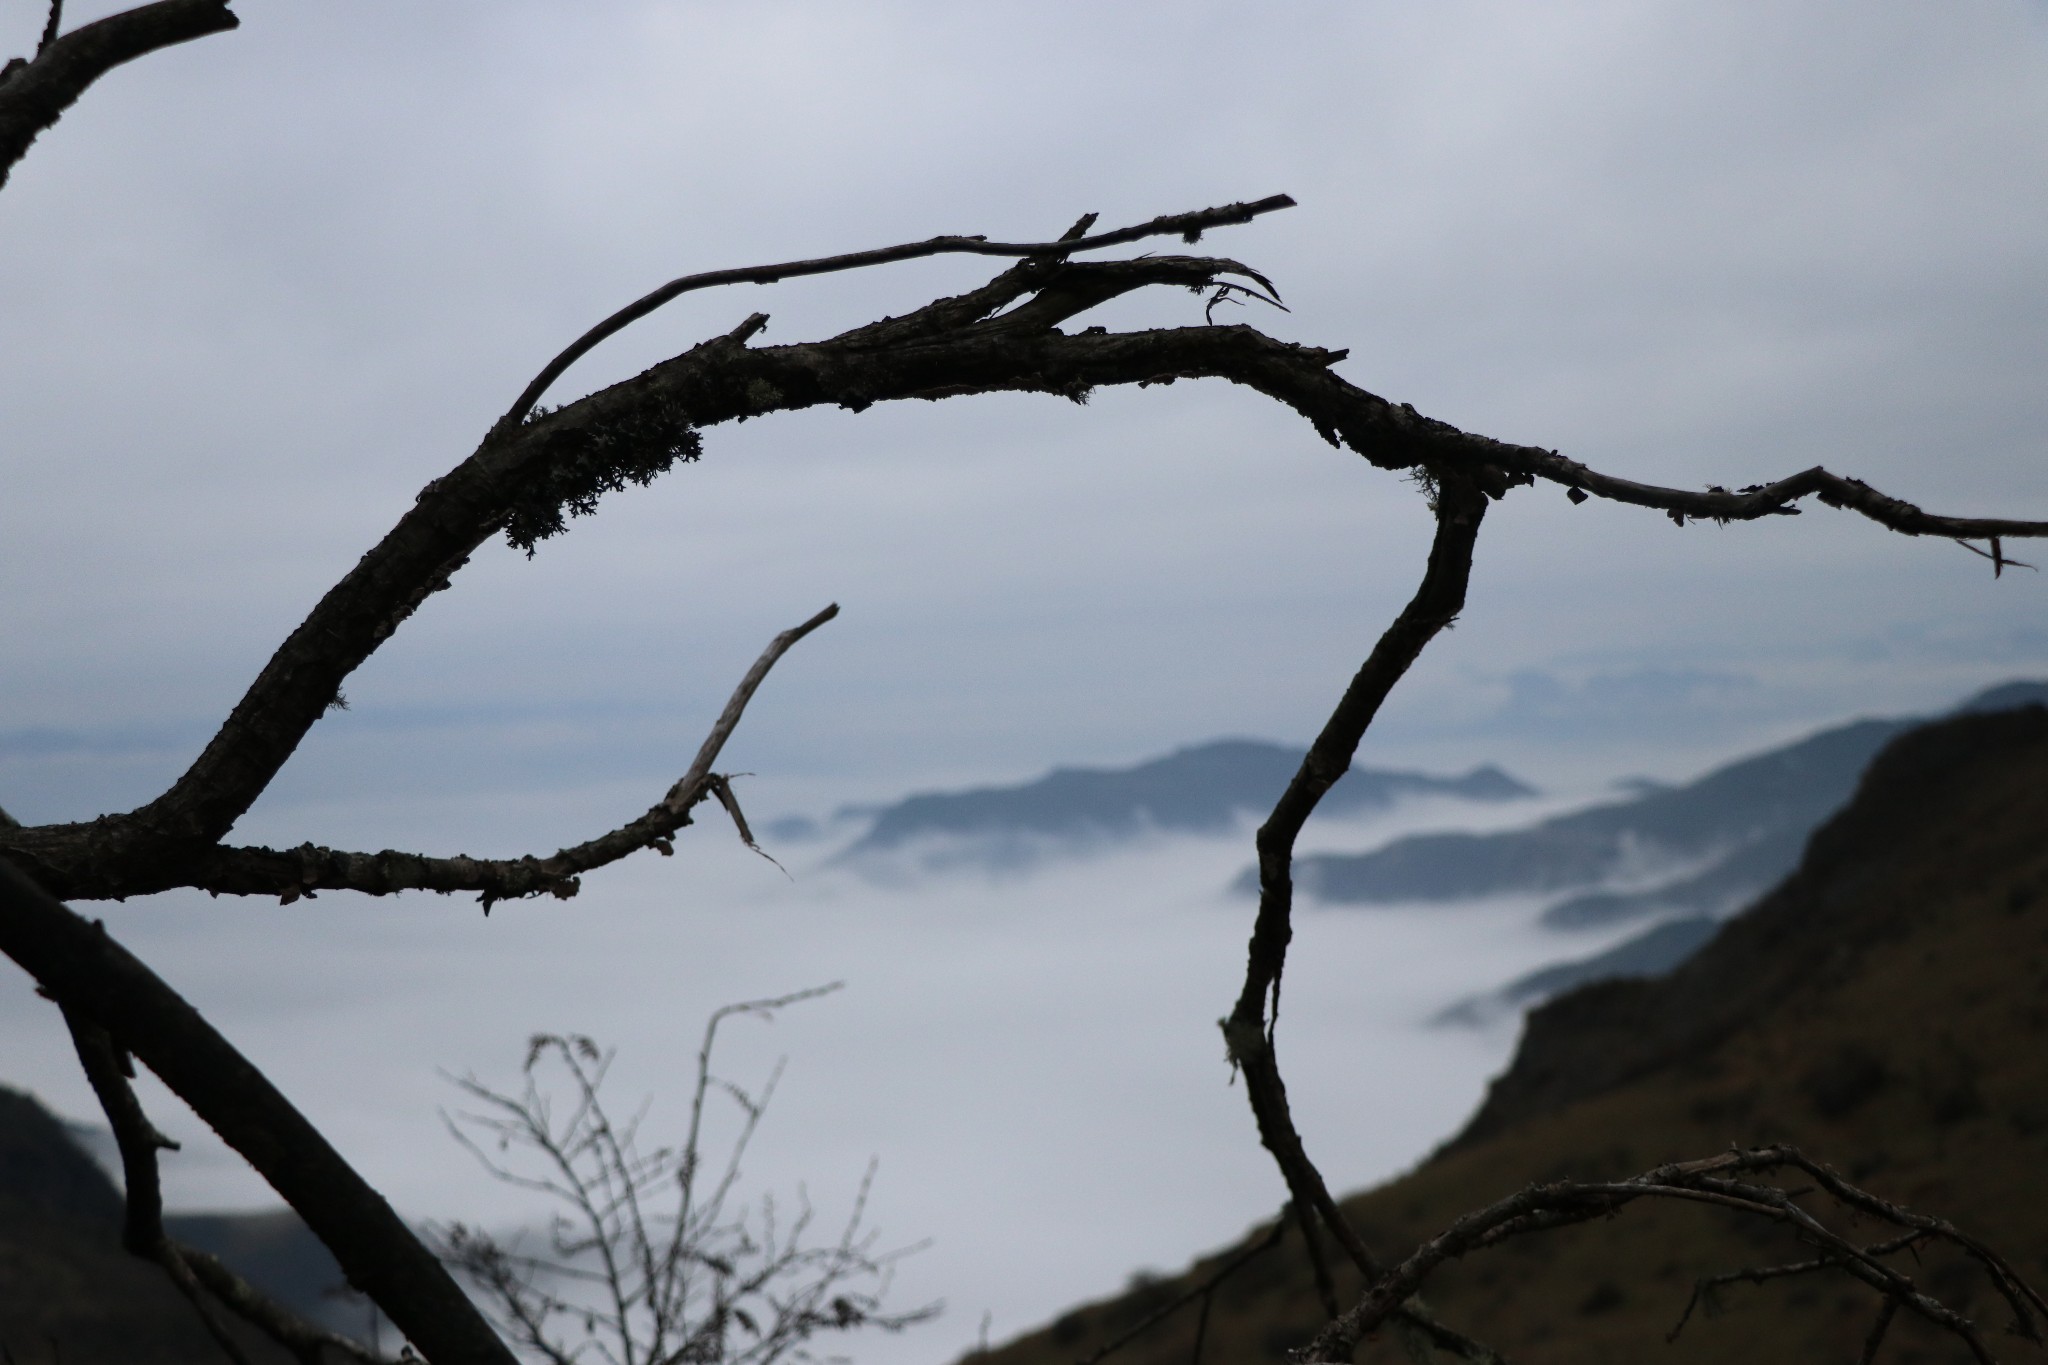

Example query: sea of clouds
[0,778,1644,1363]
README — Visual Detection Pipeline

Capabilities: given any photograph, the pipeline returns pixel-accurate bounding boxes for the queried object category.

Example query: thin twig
[1295,1146,2036,1364]
[436,995,925,1365]
[171,603,838,908]
[1858,1296,1900,1365]
[1224,472,1489,1290]
[1074,1217,1286,1365]
[492,197,1296,430]
[60,1002,387,1365]
[1666,1233,1927,1343]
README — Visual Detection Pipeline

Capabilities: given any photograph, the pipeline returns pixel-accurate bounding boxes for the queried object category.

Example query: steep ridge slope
[0,1088,273,1363]
[979,705,2048,1365]
[1285,682,2048,926]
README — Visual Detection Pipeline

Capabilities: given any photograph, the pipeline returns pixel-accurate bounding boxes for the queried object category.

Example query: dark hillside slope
[979,705,2048,1365]
[0,1088,360,1362]
[0,1088,281,1363]
[1448,702,2048,1150]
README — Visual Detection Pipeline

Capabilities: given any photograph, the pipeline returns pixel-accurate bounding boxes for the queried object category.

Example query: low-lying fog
[4,778,1650,1363]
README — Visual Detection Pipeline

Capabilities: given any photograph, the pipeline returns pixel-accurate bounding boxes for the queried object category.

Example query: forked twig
[492,196,1296,430]
[59,1004,388,1365]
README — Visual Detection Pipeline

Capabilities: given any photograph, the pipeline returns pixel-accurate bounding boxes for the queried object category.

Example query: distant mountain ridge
[1280,680,2048,925]
[833,738,1533,867]
[1286,718,1906,905]
[1414,678,2048,1023]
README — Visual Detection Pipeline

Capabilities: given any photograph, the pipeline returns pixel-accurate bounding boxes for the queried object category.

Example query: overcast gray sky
[3,2,2047,1357]
[6,0,2047,830]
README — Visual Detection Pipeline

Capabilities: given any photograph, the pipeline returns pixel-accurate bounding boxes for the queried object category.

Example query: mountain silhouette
[833,738,1533,869]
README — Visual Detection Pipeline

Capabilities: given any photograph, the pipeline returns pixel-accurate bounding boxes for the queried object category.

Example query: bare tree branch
[1507,450,2048,541]
[493,194,1296,430]
[1073,1215,1286,1365]
[180,1249,388,1365]
[1220,472,1490,1298]
[1296,1146,2041,1364]
[0,859,519,1365]
[38,0,64,56]
[168,604,837,907]
[1662,1232,1926,1344]
[7,224,2040,904]
[1858,1297,1901,1365]
[436,1001,931,1365]
[62,1007,388,1365]
[7,604,835,904]
[0,0,237,191]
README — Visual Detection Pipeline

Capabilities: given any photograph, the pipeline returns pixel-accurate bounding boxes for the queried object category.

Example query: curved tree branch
[1504,450,2048,539]
[6,604,834,903]
[0,0,237,191]
[492,194,1295,430]
[100,254,1300,864]
[1221,472,1490,1291]
[4,227,2041,904]
[188,604,837,906]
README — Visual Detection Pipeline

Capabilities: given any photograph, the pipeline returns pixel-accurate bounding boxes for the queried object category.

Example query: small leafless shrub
[434,986,935,1365]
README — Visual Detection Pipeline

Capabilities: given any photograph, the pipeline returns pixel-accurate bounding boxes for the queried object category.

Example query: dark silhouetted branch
[1074,1216,1287,1365]
[7,221,2037,904]
[1663,1231,1928,1344]
[1296,1146,2040,1364]
[1859,1297,1900,1365]
[182,603,832,906]
[1221,472,1489,1295]
[81,259,1299,869]
[63,1005,387,1365]
[1952,535,2036,577]
[492,195,1295,430]
[1515,452,2048,542]
[0,0,237,191]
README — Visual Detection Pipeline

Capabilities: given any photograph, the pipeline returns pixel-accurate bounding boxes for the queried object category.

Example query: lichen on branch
[501,396,702,554]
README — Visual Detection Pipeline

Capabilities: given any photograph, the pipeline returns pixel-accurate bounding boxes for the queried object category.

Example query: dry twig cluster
[434,990,933,1365]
